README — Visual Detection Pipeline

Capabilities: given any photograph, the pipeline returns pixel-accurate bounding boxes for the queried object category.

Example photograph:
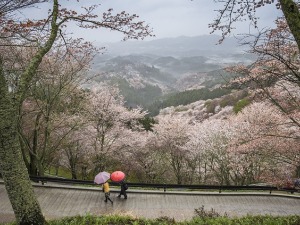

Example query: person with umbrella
[94,171,113,204]
[102,181,113,204]
[111,171,128,199]
[118,180,128,199]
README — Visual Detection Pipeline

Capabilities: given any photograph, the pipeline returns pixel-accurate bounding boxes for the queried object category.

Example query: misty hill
[97,35,251,58]
[174,69,236,91]
[92,35,255,77]
[91,56,175,108]
[89,35,255,110]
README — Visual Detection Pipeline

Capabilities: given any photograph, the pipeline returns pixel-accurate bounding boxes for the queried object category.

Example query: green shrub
[3,214,300,225]
[174,106,189,112]
[194,205,227,219]
[219,95,235,107]
[233,98,250,114]
[190,215,300,225]
[205,99,219,114]
[219,90,249,108]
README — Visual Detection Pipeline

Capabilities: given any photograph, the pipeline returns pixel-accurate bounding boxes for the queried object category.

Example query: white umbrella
[94,171,110,184]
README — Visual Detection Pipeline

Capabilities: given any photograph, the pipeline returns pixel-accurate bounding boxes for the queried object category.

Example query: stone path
[0,182,299,223]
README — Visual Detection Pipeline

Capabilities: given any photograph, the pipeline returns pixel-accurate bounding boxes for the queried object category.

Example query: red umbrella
[110,171,125,182]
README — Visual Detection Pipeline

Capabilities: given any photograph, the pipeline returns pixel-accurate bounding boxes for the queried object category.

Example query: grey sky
[27,0,282,44]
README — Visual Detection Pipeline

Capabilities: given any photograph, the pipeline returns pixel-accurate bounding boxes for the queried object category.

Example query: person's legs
[119,189,125,198]
[106,192,113,204]
[105,193,109,202]
[108,196,113,204]
[118,191,121,198]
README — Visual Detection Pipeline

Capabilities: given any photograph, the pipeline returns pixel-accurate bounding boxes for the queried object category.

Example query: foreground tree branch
[210,0,300,53]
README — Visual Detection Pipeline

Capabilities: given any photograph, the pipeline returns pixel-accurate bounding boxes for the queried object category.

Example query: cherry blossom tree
[151,114,192,184]
[210,0,300,53]
[123,97,297,185]
[15,39,96,177]
[185,120,222,184]
[84,84,147,174]
[122,130,169,183]
[231,101,300,185]
[0,1,46,15]
[211,2,300,134]
[195,119,237,185]
[55,114,93,179]
[0,0,153,223]
[177,100,298,185]
[227,18,300,129]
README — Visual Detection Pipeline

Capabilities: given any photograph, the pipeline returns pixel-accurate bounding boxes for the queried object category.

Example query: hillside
[157,89,251,122]
[89,35,255,110]
[147,87,233,116]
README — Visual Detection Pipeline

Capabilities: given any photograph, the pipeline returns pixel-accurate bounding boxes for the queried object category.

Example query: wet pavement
[0,181,299,223]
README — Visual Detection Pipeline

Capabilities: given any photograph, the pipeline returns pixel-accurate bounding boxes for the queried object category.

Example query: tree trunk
[280,0,300,58]
[71,169,77,180]
[0,61,46,224]
[19,139,30,172]
[29,153,38,176]
[0,1,59,223]
[70,151,77,180]
[37,160,45,177]
[30,112,42,176]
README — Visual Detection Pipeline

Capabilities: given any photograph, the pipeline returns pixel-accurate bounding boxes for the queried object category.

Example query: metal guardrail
[29,176,298,194]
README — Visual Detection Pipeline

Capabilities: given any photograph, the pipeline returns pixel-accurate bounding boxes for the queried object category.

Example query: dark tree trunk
[0,60,46,224]
[280,0,300,65]
[0,1,59,223]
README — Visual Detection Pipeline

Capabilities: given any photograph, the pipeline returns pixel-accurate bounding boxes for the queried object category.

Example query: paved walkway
[0,181,300,223]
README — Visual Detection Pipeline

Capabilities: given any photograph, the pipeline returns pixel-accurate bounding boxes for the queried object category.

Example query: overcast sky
[27,0,282,44]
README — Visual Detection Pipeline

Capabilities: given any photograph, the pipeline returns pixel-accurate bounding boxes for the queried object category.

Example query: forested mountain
[90,55,238,112]
[89,35,254,111]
